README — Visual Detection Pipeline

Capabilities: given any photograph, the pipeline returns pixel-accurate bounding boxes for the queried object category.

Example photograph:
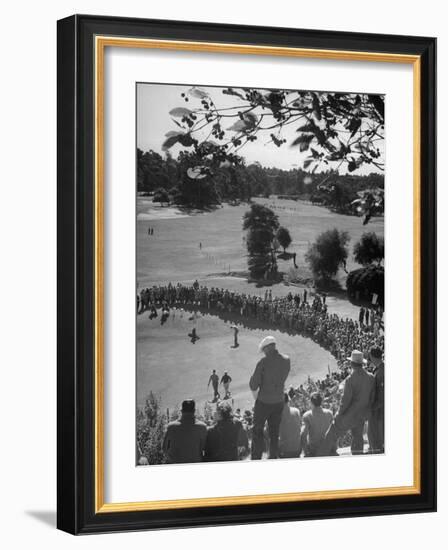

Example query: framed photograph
[57,14,436,534]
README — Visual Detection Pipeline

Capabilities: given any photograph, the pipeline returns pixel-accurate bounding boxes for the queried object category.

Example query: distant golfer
[249,336,291,459]
[208,369,220,401]
[230,325,239,348]
[220,372,232,399]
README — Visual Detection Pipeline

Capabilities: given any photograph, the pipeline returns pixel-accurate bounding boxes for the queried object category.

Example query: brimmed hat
[258,335,276,352]
[349,350,367,365]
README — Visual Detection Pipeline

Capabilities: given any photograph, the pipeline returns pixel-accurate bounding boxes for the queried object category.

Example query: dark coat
[204,419,248,461]
[372,363,385,412]
[162,413,207,463]
[249,350,291,404]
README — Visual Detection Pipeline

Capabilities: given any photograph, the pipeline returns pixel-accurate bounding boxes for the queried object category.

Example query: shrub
[346,265,384,308]
[136,392,167,465]
[353,232,384,266]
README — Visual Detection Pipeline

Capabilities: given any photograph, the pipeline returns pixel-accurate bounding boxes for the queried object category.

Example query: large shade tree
[276,226,292,253]
[152,187,170,206]
[353,232,384,265]
[305,228,350,282]
[243,204,280,280]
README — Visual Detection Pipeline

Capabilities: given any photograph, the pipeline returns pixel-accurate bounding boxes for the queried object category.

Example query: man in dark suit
[204,401,248,461]
[368,347,385,453]
[162,400,207,464]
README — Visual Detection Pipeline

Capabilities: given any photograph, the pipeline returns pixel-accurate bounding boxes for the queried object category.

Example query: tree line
[138,148,384,217]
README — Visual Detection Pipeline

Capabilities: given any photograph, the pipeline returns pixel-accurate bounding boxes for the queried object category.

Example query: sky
[136,82,384,175]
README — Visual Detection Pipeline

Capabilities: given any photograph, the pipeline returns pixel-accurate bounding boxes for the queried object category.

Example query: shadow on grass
[176,204,220,215]
[172,302,318,340]
[277,251,295,261]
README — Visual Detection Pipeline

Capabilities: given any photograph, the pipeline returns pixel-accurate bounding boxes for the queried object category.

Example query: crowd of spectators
[137,282,384,366]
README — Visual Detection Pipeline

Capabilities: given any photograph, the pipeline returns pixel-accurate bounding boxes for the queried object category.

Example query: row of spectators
[157,369,382,465]
[158,392,330,464]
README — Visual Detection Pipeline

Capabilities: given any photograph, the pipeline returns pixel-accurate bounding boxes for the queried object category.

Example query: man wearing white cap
[249,336,291,459]
[319,350,375,456]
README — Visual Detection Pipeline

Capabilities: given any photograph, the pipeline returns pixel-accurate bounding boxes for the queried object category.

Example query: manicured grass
[137,196,384,291]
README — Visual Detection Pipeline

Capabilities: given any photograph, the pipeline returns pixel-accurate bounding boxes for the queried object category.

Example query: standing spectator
[204,402,248,461]
[365,308,370,326]
[359,307,365,326]
[279,393,302,458]
[319,350,375,456]
[249,336,291,459]
[301,392,334,457]
[162,400,207,464]
[207,370,220,401]
[368,347,385,453]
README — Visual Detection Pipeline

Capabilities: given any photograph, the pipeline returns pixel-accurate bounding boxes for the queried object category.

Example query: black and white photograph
[136,83,385,466]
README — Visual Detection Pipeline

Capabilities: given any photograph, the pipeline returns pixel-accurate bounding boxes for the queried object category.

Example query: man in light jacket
[319,350,375,456]
[249,336,291,459]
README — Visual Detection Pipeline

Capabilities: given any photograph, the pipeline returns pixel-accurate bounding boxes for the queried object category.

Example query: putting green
[137,309,337,414]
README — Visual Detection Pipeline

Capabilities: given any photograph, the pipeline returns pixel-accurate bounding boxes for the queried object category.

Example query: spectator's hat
[349,350,367,366]
[181,399,195,413]
[258,335,276,352]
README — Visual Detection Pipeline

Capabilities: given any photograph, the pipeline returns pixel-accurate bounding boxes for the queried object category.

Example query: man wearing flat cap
[319,350,375,456]
[249,336,291,459]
